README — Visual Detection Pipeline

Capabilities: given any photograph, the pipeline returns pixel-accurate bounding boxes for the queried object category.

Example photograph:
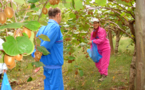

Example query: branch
[6,29,8,36]
[108,21,134,39]
[20,11,28,23]
[87,6,131,25]
[113,2,135,19]
[38,0,49,21]
[4,1,10,8]
[105,27,116,33]
[0,0,3,12]
[10,1,17,22]
[17,2,46,12]
[105,25,116,32]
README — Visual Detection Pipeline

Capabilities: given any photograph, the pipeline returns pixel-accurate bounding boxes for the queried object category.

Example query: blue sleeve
[40,25,59,49]
[36,26,46,37]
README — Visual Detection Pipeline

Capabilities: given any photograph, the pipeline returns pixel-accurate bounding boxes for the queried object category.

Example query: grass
[2,37,134,90]
[113,36,134,54]
[63,37,134,90]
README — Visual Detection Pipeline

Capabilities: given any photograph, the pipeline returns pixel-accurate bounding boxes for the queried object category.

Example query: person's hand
[34,67,40,73]
[88,41,92,44]
[3,70,7,73]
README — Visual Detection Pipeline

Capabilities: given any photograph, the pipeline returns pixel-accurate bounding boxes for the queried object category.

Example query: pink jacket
[90,27,111,51]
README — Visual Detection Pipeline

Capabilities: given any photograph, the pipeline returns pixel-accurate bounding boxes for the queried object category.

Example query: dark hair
[48,7,61,17]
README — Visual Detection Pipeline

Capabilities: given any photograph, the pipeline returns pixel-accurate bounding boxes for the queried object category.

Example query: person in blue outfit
[32,7,64,90]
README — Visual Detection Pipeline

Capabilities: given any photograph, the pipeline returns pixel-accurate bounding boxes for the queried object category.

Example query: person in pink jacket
[89,18,111,82]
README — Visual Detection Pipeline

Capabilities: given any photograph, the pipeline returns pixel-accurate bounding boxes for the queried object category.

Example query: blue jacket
[32,19,64,66]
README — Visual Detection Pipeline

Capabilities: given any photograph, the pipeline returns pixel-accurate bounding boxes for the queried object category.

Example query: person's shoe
[98,75,107,82]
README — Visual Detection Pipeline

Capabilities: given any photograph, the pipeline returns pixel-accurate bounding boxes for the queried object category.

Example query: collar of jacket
[48,19,61,28]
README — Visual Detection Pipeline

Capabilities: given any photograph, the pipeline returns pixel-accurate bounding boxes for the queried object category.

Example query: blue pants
[43,67,64,90]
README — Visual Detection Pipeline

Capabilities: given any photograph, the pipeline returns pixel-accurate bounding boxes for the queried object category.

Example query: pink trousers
[95,49,111,76]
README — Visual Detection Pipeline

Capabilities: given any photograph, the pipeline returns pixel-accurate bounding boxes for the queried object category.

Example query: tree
[133,0,145,89]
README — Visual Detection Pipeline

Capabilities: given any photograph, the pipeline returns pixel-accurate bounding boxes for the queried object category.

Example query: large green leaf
[23,31,35,56]
[24,21,41,31]
[38,34,50,41]
[2,36,34,56]
[14,0,25,5]
[31,61,44,67]
[75,0,83,10]
[37,46,50,55]
[28,0,39,3]
[95,0,106,6]
[0,23,24,30]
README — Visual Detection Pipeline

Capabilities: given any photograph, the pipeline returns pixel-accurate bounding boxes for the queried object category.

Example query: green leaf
[86,0,91,4]
[95,0,106,6]
[67,68,73,73]
[39,21,48,26]
[45,3,51,8]
[24,21,41,31]
[23,31,35,56]
[51,5,58,8]
[79,69,83,77]
[116,0,132,6]
[72,0,75,8]
[64,0,72,8]
[12,3,17,10]
[69,13,76,18]
[0,23,24,30]
[30,31,34,44]
[28,0,39,3]
[0,51,4,63]
[38,34,50,41]
[31,61,44,67]
[14,0,25,5]
[31,4,35,9]
[2,36,34,56]
[31,7,39,11]
[37,46,50,55]
[36,38,41,45]
[27,63,33,70]
[84,24,90,30]
[22,33,29,38]
[75,0,83,10]
[68,56,75,60]
[27,76,33,82]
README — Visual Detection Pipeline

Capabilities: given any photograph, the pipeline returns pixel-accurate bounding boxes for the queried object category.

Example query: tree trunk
[129,48,136,90]
[129,21,135,38]
[115,30,121,54]
[134,1,145,90]
[108,30,114,55]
